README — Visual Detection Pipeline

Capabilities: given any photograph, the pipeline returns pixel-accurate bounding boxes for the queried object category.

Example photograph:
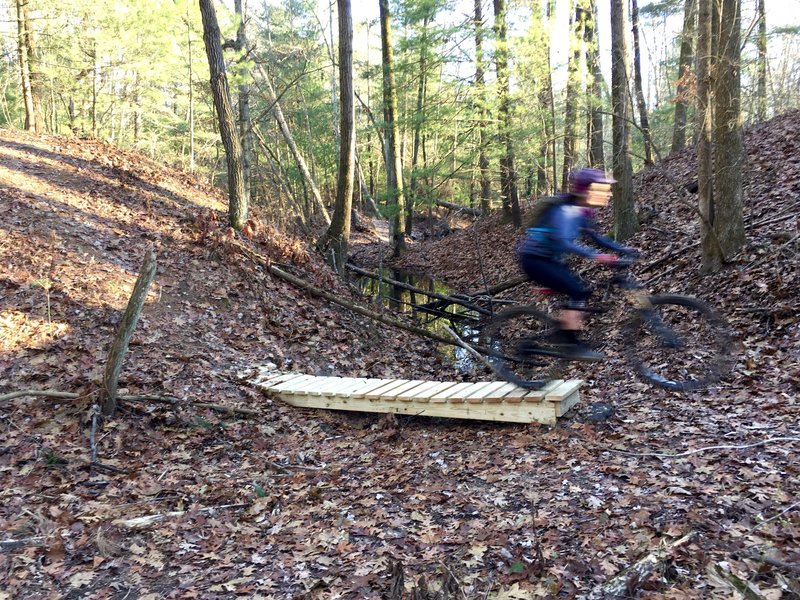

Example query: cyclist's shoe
[563,342,604,362]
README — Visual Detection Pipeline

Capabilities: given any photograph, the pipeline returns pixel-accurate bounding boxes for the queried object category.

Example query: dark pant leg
[519,255,591,303]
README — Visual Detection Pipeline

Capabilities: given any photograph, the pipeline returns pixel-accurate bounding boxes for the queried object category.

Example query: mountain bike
[478,259,733,391]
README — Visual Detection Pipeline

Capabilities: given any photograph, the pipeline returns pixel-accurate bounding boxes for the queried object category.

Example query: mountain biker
[517,167,638,361]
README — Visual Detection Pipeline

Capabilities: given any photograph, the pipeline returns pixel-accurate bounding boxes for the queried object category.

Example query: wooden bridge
[247,366,582,425]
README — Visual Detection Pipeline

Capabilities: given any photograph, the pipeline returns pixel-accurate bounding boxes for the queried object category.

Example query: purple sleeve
[551,208,599,258]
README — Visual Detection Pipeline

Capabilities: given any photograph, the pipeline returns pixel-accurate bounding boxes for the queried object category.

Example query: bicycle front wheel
[624,295,732,391]
[479,306,566,390]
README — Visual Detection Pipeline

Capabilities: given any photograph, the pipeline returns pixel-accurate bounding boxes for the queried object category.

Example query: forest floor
[0,113,798,599]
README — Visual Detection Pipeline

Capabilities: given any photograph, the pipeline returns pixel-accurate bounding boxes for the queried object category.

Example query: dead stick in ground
[113,503,249,530]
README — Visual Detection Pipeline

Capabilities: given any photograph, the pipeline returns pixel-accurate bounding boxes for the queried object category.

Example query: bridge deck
[248,366,581,425]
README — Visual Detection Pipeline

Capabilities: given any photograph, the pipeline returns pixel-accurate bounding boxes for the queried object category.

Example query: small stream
[352,268,485,373]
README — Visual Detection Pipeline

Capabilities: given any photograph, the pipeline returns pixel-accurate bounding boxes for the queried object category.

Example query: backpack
[524,194,569,229]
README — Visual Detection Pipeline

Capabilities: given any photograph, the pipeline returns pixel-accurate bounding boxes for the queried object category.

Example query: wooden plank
[480,382,523,403]
[349,379,396,399]
[365,379,411,400]
[271,375,324,394]
[446,381,498,404]
[394,380,444,402]
[319,377,370,397]
[403,381,460,403]
[257,373,311,391]
[430,382,475,403]
[521,380,564,403]
[275,392,559,425]
[380,380,429,402]
[307,377,365,397]
[464,381,511,404]
[544,379,583,402]
[554,390,581,417]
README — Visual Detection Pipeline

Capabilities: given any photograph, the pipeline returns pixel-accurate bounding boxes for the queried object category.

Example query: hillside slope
[1,124,798,599]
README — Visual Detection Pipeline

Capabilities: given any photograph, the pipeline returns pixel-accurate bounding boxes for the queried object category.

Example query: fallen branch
[232,239,463,348]
[346,263,491,315]
[739,551,800,575]
[0,536,47,552]
[435,199,482,217]
[441,325,502,379]
[193,402,260,417]
[113,503,249,530]
[582,533,696,600]
[608,437,800,458]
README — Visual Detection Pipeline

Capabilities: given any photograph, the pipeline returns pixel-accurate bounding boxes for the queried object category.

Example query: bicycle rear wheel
[479,306,566,390]
[624,295,732,391]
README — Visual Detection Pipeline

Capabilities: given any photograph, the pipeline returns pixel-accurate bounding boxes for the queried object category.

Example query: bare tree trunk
[15,0,36,132]
[186,4,195,171]
[254,61,330,225]
[379,0,407,256]
[697,0,715,269]
[610,0,637,240]
[671,0,696,153]
[407,16,429,236]
[562,0,585,190]
[234,0,253,207]
[708,0,745,269]
[493,0,522,227]
[318,0,355,270]
[100,250,157,417]
[474,0,491,214]
[199,0,248,230]
[586,0,605,168]
[756,0,767,121]
[630,0,654,165]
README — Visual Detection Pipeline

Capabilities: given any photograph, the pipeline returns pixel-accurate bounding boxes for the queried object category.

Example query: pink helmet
[569,168,615,195]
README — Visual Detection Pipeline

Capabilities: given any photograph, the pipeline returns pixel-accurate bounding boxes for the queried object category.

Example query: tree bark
[610,0,638,240]
[379,0,407,256]
[15,0,36,133]
[562,0,586,190]
[254,61,331,225]
[697,0,715,269]
[671,0,697,153]
[756,0,767,121]
[199,0,248,230]
[234,0,253,207]
[318,0,356,271]
[585,0,605,168]
[474,0,491,214]
[101,250,157,416]
[707,0,745,270]
[611,0,639,241]
[630,0,654,165]
[493,0,522,227]
[407,17,430,236]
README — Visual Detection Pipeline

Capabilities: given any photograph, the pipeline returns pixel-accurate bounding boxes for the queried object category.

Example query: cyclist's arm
[551,209,600,259]
[585,229,634,255]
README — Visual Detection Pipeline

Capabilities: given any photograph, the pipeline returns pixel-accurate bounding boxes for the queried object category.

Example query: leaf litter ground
[0,114,798,599]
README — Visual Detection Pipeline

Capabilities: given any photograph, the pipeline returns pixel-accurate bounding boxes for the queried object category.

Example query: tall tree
[233,0,253,206]
[610,0,637,240]
[15,0,42,132]
[199,0,247,230]
[630,0,654,165]
[585,0,605,168]
[379,0,406,255]
[562,0,586,190]
[407,15,430,237]
[474,0,491,214]
[493,0,521,226]
[706,0,745,270]
[697,0,714,268]
[671,0,696,153]
[756,0,767,121]
[318,0,355,270]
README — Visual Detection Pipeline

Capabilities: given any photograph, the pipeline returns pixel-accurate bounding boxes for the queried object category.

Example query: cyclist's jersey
[518,196,630,262]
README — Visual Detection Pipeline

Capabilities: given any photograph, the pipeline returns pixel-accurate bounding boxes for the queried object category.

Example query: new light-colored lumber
[365,379,411,400]
[249,368,581,425]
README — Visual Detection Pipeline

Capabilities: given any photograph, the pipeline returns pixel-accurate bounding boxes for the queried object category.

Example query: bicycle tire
[479,305,566,390]
[623,294,732,391]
